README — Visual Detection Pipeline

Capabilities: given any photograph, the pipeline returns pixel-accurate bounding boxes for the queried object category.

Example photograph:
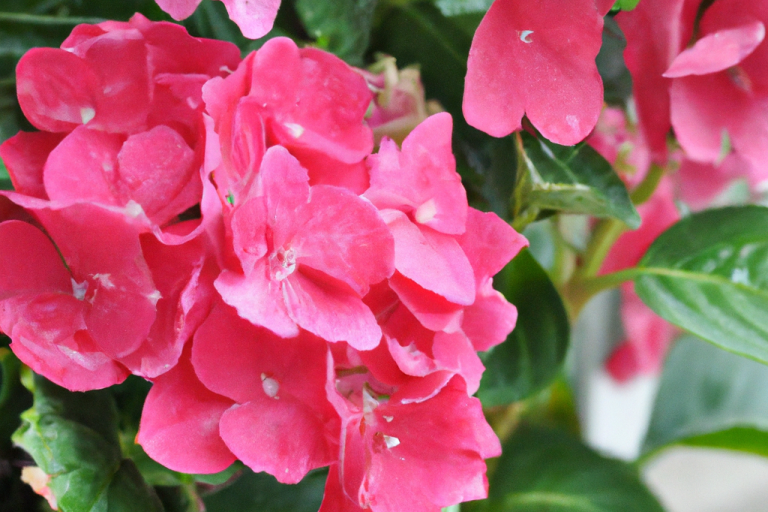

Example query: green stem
[0,12,104,25]
[630,163,666,206]
[562,268,639,319]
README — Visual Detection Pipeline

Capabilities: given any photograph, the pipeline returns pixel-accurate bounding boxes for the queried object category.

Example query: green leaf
[203,468,326,512]
[612,0,642,11]
[433,0,492,16]
[478,249,570,406]
[634,206,768,365]
[295,0,377,65]
[0,348,31,455]
[12,375,163,512]
[596,17,632,105]
[518,131,641,228]
[643,336,768,459]
[466,424,664,512]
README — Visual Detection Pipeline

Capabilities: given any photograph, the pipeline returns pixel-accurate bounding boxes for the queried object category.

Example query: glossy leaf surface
[635,206,768,364]
[519,131,640,228]
[643,336,768,458]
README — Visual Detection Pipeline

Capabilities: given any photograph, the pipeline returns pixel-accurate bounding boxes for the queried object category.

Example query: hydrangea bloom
[463,0,605,145]
[154,0,281,39]
[3,19,528,511]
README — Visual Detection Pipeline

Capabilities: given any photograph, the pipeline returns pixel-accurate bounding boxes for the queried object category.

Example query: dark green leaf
[12,376,163,512]
[466,424,664,512]
[478,249,569,406]
[635,206,768,365]
[203,468,326,512]
[518,131,640,228]
[643,336,768,459]
[596,17,632,105]
[0,348,31,455]
[295,0,377,65]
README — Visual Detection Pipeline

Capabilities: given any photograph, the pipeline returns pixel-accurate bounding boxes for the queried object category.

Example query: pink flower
[0,16,236,389]
[463,0,605,145]
[154,0,281,39]
[215,146,394,349]
[203,37,374,201]
[664,0,768,182]
[4,13,240,228]
[321,373,500,512]
[600,178,681,381]
[616,0,700,161]
[606,283,679,382]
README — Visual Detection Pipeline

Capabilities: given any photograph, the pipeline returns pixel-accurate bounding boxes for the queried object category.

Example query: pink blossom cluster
[0,16,528,511]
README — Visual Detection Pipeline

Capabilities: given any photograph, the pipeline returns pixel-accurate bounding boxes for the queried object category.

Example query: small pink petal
[219,0,281,39]
[664,21,765,77]
[0,131,63,199]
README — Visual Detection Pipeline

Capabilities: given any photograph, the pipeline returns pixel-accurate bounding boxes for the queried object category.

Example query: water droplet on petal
[80,107,95,124]
[519,30,534,43]
[383,435,400,449]
[261,373,280,398]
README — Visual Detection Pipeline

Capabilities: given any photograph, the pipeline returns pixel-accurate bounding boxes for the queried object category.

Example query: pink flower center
[269,246,296,281]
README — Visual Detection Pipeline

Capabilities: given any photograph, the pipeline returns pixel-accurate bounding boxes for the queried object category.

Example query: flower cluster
[0,16,527,511]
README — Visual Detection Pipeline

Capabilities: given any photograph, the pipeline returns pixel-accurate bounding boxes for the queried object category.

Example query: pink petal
[596,0,614,16]
[154,0,203,20]
[16,48,100,132]
[600,177,679,274]
[77,28,151,132]
[319,465,366,512]
[138,349,236,474]
[463,0,604,145]
[0,131,63,199]
[365,113,467,235]
[3,295,128,391]
[215,264,299,339]
[118,234,215,378]
[616,0,700,160]
[43,126,123,207]
[458,208,528,285]
[462,280,519,352]
[220,397,331,483]
[116,125,199,225]
[388,272,464,333]
[605,283,678,381]
[218,0,281,39]
[0,221,70,298]
[191,302,330,407]
[33,204,158,360]
[294,185,395,296]
[384,210,475,306]
[284,272,382,350]
[248,38,373,163]
[356,380,499,510]
[664,21,765,77]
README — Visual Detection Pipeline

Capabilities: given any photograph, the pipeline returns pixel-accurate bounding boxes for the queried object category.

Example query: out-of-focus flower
[21,466,58,510]
[361,56,442,145]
